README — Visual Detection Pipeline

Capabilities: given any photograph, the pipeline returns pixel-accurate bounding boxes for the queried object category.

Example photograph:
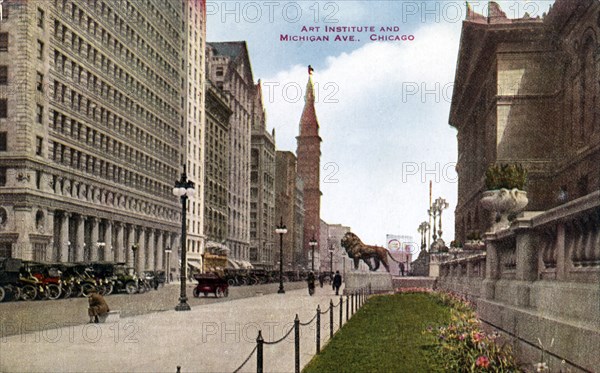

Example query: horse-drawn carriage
[193,273,229,298]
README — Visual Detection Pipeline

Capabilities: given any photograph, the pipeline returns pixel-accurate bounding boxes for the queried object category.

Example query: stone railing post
[483,235,499,300]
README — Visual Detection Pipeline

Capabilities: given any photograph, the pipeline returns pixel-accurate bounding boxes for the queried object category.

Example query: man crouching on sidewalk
[88,289,109,323]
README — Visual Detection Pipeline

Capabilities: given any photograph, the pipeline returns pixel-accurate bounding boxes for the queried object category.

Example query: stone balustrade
[436,191,600,372]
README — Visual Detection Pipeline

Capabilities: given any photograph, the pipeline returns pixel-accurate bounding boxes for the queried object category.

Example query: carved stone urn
[480,188,528,232]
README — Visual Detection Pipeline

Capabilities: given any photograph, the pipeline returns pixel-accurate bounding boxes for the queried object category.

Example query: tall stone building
[275,151,304,270]
[0,0,184,273]
[296,67,322,269]
[203,77,231,253]
[206,41,254,263]
[182,0,206,272]
[249,81,275,269]
[450,0,600,242]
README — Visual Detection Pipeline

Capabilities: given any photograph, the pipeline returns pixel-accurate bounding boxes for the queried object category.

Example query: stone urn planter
[480,188,528,232]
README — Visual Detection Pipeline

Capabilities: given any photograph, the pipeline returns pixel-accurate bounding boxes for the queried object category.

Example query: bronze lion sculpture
[340,232,392,272]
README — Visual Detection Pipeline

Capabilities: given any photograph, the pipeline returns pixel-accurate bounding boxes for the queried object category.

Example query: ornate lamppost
[418,222,430,250]
[434,197,449,239]
[309,235,317,271]
[275,217,287,294]
[164,247,172,284]
[172,165,194,311]
[428,205,440,243]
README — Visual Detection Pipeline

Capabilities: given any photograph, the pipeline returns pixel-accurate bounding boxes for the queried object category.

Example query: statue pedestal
[344,271,393,294]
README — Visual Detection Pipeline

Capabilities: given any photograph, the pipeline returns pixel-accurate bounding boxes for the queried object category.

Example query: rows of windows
[53,21,179,124]
[49,107,176,183]
[49,139,172,200]
[59,0,180,85]
[50,75,178,165]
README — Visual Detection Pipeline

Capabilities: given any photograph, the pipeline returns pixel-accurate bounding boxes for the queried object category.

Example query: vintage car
[193,272,229,298]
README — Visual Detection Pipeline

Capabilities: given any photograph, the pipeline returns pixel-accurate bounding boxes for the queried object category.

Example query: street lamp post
[131,244,138,275]
[434,197,449,239]
[172,165,195,311]
[275,217,287,294]
[309,235,317,272]
[418,222,430,251]
[328,246,334,276]
[164,247,172,284]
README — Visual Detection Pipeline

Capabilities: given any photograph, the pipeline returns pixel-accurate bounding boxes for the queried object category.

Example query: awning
[187,260,202,270]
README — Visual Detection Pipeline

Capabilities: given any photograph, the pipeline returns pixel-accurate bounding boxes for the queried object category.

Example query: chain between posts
[225,286,373,373]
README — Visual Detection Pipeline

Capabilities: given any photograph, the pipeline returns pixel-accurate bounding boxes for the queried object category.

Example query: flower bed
[425,291,521,372]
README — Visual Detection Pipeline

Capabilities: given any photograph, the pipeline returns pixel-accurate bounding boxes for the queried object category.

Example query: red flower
[472,332,484,343]
[476,355,490,368]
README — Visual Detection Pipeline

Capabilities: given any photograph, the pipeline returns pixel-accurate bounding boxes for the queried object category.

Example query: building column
[104,220,113,262]
[127,224,135,270]
[147,229,155,271]
[115,222,124,263]
[156,231,164,273]
[90,217,99,261]
[47,210,56,261]
[75,215,85,262]
[137,227,146,274]
[60,212,70,262]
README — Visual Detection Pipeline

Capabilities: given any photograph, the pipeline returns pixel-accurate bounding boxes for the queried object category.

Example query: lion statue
[340,232,395,272]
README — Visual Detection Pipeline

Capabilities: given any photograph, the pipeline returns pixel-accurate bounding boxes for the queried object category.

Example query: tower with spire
[296,66,322,269]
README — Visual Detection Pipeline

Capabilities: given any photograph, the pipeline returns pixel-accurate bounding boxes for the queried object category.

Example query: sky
[206,0,555,251]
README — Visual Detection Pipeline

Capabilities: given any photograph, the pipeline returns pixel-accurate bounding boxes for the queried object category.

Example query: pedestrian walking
[332,271,342,295]
[88,289,109,323]
[318,273,324,288]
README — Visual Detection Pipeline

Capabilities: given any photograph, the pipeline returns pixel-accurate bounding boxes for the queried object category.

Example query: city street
[0,285,346,373]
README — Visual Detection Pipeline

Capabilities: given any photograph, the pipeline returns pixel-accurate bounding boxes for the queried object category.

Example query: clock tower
[296,66,322,269]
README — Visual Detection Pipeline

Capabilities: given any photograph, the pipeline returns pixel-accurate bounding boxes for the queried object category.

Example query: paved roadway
[0,281,308,337]
[0,284,351,373]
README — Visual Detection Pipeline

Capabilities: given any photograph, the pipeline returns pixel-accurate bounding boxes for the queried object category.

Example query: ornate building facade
[182,0,206,272]
[296,68,322,269]
[0,0,184,273]
[451,0,600,242]
[249,81,275,269]
[275,150,304,270]
[206,41,254,263]
[442,3,600,369]
[203,78,231,253]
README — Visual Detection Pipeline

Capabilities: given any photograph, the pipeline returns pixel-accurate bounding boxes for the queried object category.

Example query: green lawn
[303,293,451,373]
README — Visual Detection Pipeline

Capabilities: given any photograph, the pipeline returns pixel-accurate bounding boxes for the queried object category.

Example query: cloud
[263,20,462,245]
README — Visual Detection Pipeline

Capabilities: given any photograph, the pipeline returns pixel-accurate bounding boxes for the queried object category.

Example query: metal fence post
[316,305,321,354]
[329,299,334,339]
[256,330,264,373]
[339,296,343,329]
[346,295,349,321]
[351,292,355,315]
[295,314,300,373]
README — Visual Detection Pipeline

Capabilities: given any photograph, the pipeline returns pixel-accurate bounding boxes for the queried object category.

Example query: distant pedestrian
[88,289,109,323]
[169,272,173,282]
[318,273,324,288]
[332,271,342,295]
[399,262,405,276]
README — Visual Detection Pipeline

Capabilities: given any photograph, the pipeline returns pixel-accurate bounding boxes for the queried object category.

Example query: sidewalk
[0,286,348,373]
